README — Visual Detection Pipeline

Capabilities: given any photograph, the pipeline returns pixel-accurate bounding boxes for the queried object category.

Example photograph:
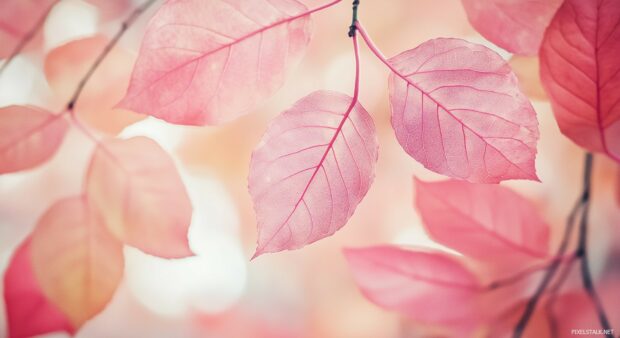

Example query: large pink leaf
[3,238,75,338]
[387,38,539,183]
[30,196,124,329]
[344,246,482,324]
[0,105,69,174]
[118,0,329,125]
[86,136,193,258]
[0,0,57,58]
[461,0,562,56]
[249,91,378,256]
[414,178,549,263]
[539,0,620,162]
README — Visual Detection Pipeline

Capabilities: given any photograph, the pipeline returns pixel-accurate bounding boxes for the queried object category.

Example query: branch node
[348,0,360,37]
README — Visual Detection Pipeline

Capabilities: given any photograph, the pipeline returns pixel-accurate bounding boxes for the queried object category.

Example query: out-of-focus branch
[485,253,576,291]
[576,153,613,337]
[512,153,592,337]
[0,0,60,77]
[545,254,578,338]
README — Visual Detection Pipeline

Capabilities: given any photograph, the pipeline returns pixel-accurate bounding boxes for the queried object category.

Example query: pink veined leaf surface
[379,35,540,183]
[86,136,193,259]
[539,0,620,162]
[0,105,69,174]
[344,246,482,324]
[118,0,337,125]
[414,178,550,263]
[29,196,124,329]
[461,0,563,56]
[249,90,378,257]
[3,238,75,338]
[0,0,57,58]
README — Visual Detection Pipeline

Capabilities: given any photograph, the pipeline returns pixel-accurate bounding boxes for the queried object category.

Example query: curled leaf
[344,246,481,324]
[0,105,68,174]
[30,196,124,329]
[250,91,378,256]
[86,136,193,258]
[461,0,562,55]
[388,38,539,183]
[539,0,620,162]
[3,238,75,338]
[414,178,549,262]
[119,0,317,125]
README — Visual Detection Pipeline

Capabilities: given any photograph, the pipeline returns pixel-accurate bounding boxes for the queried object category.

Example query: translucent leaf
[250,91,378,256]
[344,246,481,324]
[388,38,539,183]
[461,0,562,55]
[415,178,550,262]
[539,0,620,162]
[86,136,193,258]
[3,238,75,338]
[0,105,68,174]
[30,196,124,329]
[0,0,57,58]
[119,0,317,125]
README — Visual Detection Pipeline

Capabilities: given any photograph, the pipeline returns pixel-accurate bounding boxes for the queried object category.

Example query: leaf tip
[250,249,263,261]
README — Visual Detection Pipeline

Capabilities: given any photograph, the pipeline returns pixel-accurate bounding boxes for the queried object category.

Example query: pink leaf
[119,0,334,125]
[539,0,620,162]
[3,238,75,338]
[414,178,550,263]
[344,246,482,324]
[0,105,69,174]
[249,91,378,256]
[0,0,57,58]
[387,38,539,183]
[461,0,563,56]
[29,196,124,329]
[86,136,193,258]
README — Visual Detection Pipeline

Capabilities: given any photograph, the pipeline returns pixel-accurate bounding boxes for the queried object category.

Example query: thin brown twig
[62,0,159,170]
[485,253,577,291]
[67,0,158,111]
[0,0,59,77]
[545,254,578,338]
[576,153,613,337]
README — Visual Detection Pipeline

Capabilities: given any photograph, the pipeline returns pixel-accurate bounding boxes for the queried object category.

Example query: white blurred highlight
[119,118,187,153]
[0,56,50,107]
[44,0,99,51]
[125,172,247,317]
[393,225,462,256]
[323,51,384,110]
